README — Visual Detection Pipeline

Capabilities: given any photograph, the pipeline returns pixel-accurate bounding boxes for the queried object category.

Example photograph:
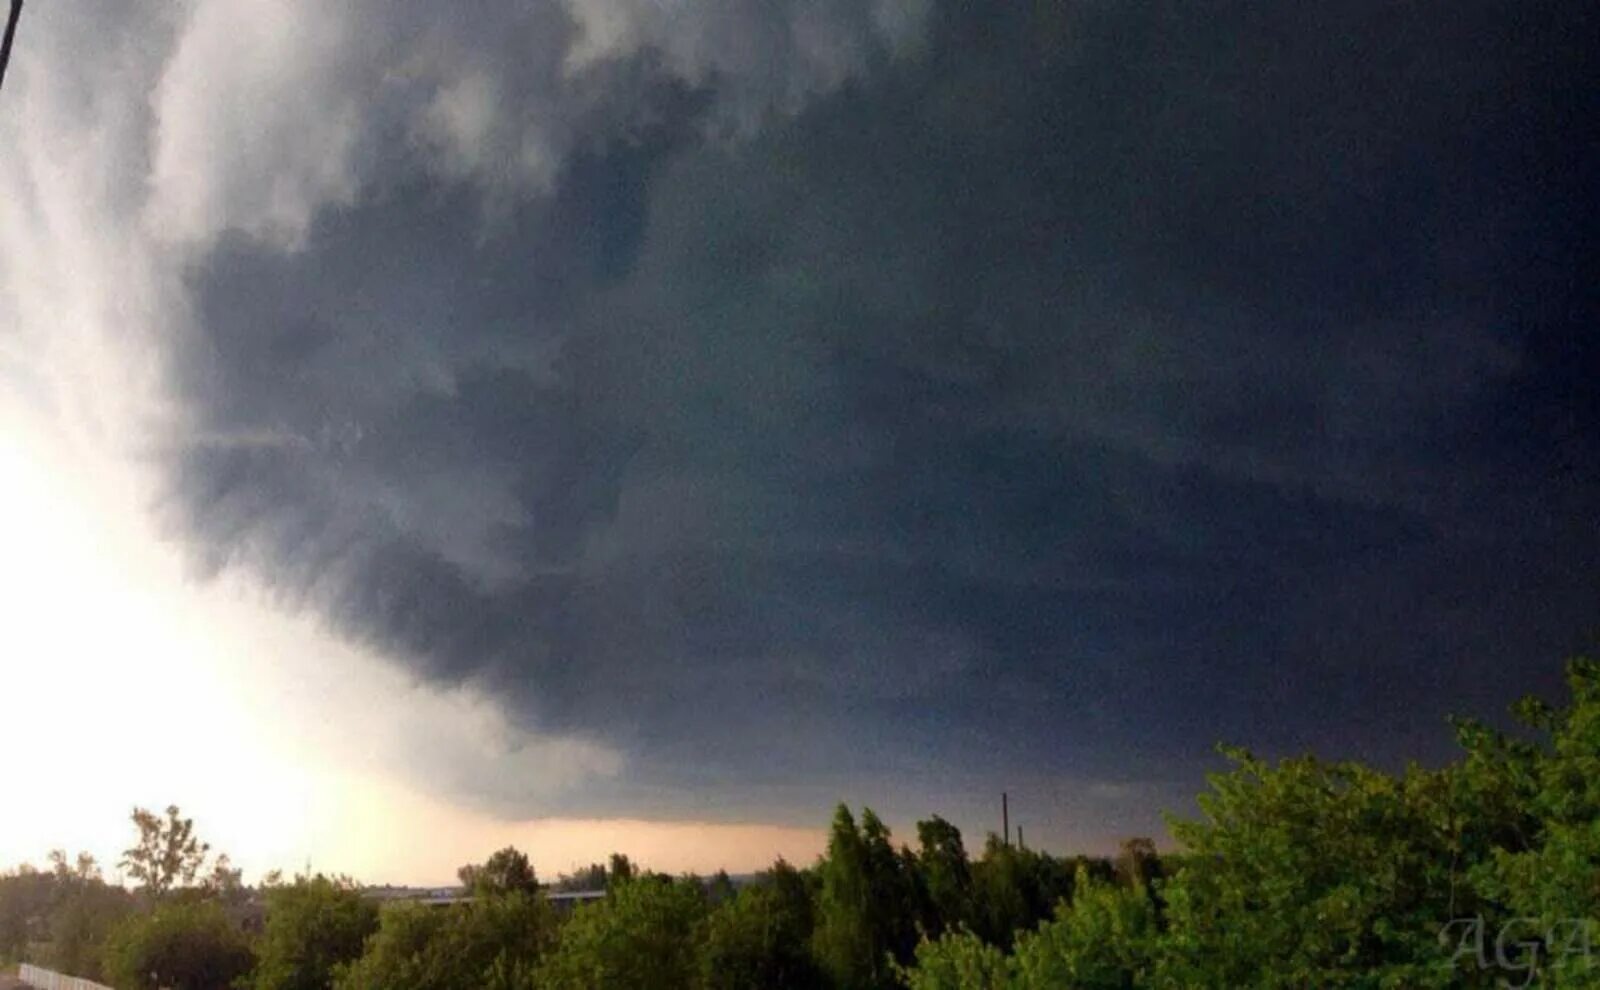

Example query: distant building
[359,885,607,914]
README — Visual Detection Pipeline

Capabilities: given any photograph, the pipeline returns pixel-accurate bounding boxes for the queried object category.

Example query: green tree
[897,867,1158,990]
[552,863,608,892]
[332,902,448,990]
[1009,867,1156,990]
[762,858,818,936]
[43,876,133,981]
[48,849,102,884]
[1156,747,1481,989]
[706,869,738,906]
[249,874,379,990]
[538,876,706,990]
[812,804,876,987]
[333,889,557,990]
[457,847,537,897]
[860,809,918,960]
[811,805,917,989]
[102,899,254,990]
[0,852,131,978]
[119,806,214,898]
[895,930,1011,990]
[440,889,559,990]
[0,865,53,963]
[915,816,973,938]
[968,837,1076,949]
[608,852,637,889]
[1466,658,1600,987]
[1112,838,1161,891]
[700,877,823,989]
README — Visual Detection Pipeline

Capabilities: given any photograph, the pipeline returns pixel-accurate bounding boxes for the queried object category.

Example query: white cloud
[136,0,931,248]
[563,0,926,121]
[146,1,368,247]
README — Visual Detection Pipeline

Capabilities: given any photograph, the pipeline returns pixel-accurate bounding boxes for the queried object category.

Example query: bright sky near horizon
[0,386,824,884]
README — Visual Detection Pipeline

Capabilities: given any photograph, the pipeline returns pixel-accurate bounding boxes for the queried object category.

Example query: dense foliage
[699,860,822,989]
[458,847,539,898]
[248,875,377,990]
[9,657,1600,987]
[333,886,557,990]
[0,851,132,980]
[325,900,448,990]
[901,868,1159,990]
[537,874,707,989]
[100,899,255,990]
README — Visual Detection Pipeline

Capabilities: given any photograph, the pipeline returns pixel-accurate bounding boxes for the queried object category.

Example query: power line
[0,0,24,96]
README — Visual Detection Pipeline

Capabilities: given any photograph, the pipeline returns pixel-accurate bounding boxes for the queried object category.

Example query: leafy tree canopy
[538,875,706,990]
[457,846,537,897]
[102,899,254,990]
[249,874,378,990]
[119,806,216,899]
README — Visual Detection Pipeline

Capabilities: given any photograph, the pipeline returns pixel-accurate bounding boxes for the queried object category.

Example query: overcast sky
[0,0,1595,883]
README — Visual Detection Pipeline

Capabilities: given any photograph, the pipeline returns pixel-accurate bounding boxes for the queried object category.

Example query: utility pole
[1002,792,1010,848]
[0,0,23,96]
[1017,826,1025,851]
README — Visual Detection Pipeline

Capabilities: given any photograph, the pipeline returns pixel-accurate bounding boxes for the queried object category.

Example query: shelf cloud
[3,0,1596,825]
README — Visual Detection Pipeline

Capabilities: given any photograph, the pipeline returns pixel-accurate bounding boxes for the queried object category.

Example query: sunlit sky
[2,1,1596,885]
[0,370,826,883]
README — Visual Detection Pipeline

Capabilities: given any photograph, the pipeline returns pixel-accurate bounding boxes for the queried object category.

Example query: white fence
[16,964,114,990]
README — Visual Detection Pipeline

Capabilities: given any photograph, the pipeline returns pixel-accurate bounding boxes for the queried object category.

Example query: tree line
[6,657,1600,987]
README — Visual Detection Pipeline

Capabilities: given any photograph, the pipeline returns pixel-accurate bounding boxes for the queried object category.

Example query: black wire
[0,0,25,96]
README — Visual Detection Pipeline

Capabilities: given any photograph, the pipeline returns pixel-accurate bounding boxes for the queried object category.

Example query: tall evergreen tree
[813,805,919,989]
[916,816,974,937]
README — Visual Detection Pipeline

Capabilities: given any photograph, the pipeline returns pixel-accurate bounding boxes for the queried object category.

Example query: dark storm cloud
[166,1,1599,822]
